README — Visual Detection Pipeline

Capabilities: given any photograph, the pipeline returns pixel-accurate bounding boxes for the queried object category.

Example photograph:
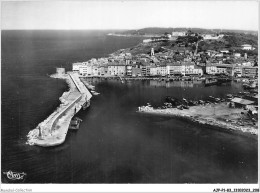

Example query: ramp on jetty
[27,72,92,147]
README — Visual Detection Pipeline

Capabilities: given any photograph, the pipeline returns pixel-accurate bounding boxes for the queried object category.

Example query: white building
[234,66,243,77]
[92,65,99,76]
[108,65,126,76]
[206,64,234,76]
[79,65,92,76]
[126,65,132,76]
[150,66,158,76]
[241,44,255,50]
[72,62,83,72]
[157,65,167,76]
[206,64,218,75]
[234,53,241,58]
[172,31,186,37]
[193,66,203,76]
[216,66,227,74]
[242,62,254,67]
[220,50,229,54]
[203,34,224,40]
[166,34,172,38]
[166,63,182,76]
[143,39,152,43]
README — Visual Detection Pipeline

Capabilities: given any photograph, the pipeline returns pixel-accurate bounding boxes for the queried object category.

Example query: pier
[27,71,92,147]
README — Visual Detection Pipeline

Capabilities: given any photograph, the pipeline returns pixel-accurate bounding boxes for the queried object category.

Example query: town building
[150,66,158,76]
[193,66,204,76]
[141,65,151,77]
[220,50,229,54]
[108,64,126,76]
[166,63,182,76]
[231,98,255,108]
[56,68,65,75]
[241,44,255,50]
[72,62,83,72]
[206,64,218,75]
[132,67,142,77]
[242,66,258,78]
[92,65,99,76]
[157,65,167,76]
[234,53,241,58]
[233,66,243,77]
[126,65,133,76]
[216,65,228,75]
[206,64,234,76]
[143,39,152,43]
[172,31,187,37]
[79,64,92,76]
[202,34,224,40]
[99,66,108,76]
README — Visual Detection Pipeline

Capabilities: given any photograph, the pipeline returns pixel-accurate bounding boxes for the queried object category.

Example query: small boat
[188,100,196,106]
[243,82,257,89]
[91,90,100,96]
[215,98,221,102]
[183,105,189,109]
[226,94,233,98]
[69,117,83,130]
[198,100,204,104]
[177,105,183,110]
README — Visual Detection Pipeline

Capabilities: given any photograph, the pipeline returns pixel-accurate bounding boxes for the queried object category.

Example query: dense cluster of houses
[205,63,257,77]
[73,60,203,77]
[72,30,257,78]
[72,53,204,77]
[72,48,257,78]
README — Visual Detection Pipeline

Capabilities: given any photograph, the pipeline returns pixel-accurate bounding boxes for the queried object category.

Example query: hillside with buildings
[113,27,258,36]
[73,29,258,79]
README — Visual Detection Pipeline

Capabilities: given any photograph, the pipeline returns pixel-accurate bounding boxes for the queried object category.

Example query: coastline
[138,103,258,136]
[107,33,161,38]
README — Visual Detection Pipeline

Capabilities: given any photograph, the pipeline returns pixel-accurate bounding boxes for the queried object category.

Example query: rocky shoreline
[138,103,258,136]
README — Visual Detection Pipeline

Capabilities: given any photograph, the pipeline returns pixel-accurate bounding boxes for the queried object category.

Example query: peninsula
[138,102,258,136]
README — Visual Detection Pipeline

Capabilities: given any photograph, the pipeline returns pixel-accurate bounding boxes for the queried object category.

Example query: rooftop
[231,97,255,105]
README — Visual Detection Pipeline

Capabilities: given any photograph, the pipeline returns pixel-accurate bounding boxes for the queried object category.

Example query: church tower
[151,48,154,56]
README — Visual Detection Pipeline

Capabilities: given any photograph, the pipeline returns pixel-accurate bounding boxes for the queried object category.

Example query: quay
[80,75,204,82]
[27,70,92,147]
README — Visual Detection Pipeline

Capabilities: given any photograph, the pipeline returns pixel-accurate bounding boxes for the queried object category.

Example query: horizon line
[1,27,258,32]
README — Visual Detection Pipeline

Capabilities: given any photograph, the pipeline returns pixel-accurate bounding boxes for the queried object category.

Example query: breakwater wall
[27,71,92,147]
[51,94,82,132]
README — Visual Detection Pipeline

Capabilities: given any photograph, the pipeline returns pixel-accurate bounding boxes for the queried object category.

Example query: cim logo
[2,170,27,183]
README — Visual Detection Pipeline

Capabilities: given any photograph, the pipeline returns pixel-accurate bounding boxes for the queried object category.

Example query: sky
[1,1,259,30]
